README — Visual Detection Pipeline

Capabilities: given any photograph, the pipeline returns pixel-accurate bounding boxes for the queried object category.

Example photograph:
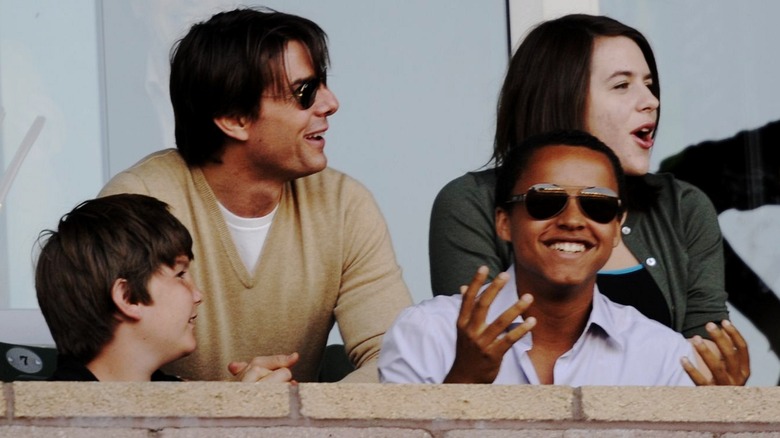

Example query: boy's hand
[228,352,299,383]
[444,266,535,384]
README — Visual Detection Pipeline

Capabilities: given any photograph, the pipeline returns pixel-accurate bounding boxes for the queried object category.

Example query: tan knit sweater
[100,149,412,382]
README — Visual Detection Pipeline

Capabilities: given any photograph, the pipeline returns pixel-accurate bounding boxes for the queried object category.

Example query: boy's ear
[213,115,251,141]
[495,207,512,242]
[111,278,142,321]
[613,216,623,248]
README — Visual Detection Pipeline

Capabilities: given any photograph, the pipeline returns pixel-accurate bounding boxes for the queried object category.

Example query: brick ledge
[2,382,780,435]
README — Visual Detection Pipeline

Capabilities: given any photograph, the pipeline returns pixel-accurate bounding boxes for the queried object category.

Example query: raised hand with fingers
[681,320,750,386]
[444,266,536,383]
[228,352,300,383]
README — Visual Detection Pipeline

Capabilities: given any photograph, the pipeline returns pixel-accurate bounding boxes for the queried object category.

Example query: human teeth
[550,242,585,253]
[635,127,654,139]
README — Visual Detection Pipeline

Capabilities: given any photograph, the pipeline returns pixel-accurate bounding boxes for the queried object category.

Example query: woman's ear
[111,278,142,321]
[213,115,251,141]
[495,207,513,242]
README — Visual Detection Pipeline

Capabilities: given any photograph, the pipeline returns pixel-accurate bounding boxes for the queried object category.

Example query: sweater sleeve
[677,180,730,337]
[429,170,512,296]
[335,179,413,383]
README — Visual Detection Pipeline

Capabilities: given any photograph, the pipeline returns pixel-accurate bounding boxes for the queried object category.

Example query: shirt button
[621,226,631,235]
[646,257,657,267]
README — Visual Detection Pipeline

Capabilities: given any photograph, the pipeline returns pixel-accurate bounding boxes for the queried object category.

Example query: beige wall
[3,382,780,436]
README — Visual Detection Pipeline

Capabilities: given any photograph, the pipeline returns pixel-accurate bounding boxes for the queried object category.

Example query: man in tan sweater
[100,7,412,382]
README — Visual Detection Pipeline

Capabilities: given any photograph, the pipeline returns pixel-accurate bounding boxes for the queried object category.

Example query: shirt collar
[490,265,623,351]
[586,286,624,351]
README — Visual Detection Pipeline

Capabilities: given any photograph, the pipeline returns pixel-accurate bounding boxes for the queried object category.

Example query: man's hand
[228,352,299,383]
[444,266,535,384]
[681,320,750,386]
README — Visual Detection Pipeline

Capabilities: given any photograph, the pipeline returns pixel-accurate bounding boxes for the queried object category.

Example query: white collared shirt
[379,265,695,386]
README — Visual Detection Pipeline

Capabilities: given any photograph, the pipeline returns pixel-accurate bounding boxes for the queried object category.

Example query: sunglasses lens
[296,78,320,109]
[579,196,619,224]
[525,191,568,220]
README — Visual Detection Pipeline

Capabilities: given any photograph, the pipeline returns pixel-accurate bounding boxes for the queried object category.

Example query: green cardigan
[429,168,729,338]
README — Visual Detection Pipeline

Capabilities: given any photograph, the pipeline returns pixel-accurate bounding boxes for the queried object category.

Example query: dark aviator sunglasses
[507,183,622,224]
[291,76,322,110]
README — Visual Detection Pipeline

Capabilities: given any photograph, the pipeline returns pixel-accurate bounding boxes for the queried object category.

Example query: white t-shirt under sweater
[218,202,277,272]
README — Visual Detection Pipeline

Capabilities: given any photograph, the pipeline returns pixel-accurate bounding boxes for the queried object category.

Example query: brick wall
[2,382,780,437]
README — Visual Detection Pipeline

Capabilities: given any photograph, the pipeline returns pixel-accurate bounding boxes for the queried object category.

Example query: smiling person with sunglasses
[99,7,412,383]
[380,130,700,385]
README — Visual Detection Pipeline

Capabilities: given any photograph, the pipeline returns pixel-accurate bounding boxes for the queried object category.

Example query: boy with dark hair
[36,194,295,381]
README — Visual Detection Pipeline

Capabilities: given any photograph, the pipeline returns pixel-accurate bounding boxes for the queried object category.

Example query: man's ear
[495,207,512,242]
[111,278,142,321]
[213,115,251,142]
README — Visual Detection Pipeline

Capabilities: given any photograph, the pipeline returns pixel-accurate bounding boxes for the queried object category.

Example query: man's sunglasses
[506,183,622,224]
[291,76,322,110]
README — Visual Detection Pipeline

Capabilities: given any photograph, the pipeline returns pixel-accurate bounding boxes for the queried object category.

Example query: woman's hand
[682,320,750,386]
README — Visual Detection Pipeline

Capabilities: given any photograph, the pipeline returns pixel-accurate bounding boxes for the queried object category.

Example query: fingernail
[521,293,533,303]
[722,320,732,328]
